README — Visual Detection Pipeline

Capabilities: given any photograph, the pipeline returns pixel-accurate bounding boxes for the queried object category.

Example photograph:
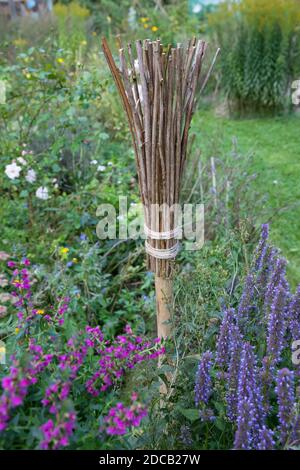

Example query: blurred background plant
[54,1,90,58]
[208,0,300,115]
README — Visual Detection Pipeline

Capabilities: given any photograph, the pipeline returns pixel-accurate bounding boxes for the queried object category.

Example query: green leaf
[19,189,29,198]
[214,417,226,432]
[178,408,200,422]
[51,163,61,173]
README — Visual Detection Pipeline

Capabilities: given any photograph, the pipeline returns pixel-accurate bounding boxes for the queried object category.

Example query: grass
[192,109,300,287]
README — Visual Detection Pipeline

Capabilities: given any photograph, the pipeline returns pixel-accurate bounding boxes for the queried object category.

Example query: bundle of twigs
[102,37,218,337]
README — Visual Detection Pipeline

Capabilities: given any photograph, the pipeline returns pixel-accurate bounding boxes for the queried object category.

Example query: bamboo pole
[155,276,172,339]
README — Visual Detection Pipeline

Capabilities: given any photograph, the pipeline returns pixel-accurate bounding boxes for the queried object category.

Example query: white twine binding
[145,241,180,260]
[143,224,181,240]
[144,224,181,259]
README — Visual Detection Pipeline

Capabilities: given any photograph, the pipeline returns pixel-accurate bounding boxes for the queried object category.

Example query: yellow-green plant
[54,2,90,57]
[208,0,300,114]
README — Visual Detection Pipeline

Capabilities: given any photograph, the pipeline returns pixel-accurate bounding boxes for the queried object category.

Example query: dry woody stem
[102,37,219,340]
[102,36,219,278]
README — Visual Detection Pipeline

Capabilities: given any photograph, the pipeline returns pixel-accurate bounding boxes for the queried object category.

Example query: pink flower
[0,305,8,317]
[124,324,132,334]
[2,377,13,391]
[103,397,147,436]
[59,436,68,447]
[0,275,8,288]
[0,251,10,261]
[11,395,23,407]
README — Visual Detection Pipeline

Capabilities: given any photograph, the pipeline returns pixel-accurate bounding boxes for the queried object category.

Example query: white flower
[5,162,22,180]
[91,160,98,165]
[36,186,50,200]
[192,4,202,13]
[97,165,106,172]
[17,157,27,165]
[25,169,36,184]
[108,161,113,166]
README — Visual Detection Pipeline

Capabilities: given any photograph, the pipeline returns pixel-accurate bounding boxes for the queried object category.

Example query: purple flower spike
[257,426,275,450]
[267,284,288,364]
[260,355,275,412]
[226,324,243,421]
[291,413,300,447]
[195,351,213,406]
[288,285,300,342]
[234,398,254,450]
[180,425,193,446]
[256,246,278,293]
[216,309,235,368]
[237,273,255,327]
[264,258,288,313]
[234,343,265,449]
[275,368,295,446]
[254,224,269,271]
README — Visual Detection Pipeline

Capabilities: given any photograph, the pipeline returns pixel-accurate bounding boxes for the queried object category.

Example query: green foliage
[0,41,135,249]
[191,109,300,287]
[54,2,90,57]
[0,258,161,449]
[208,0,300,114]
[134,230,252,450]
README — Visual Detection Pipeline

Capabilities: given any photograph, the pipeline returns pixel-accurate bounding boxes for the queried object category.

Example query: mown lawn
[193,110,300,286]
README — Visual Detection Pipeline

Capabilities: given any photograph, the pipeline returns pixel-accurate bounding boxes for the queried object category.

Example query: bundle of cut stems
[102,37,219,337]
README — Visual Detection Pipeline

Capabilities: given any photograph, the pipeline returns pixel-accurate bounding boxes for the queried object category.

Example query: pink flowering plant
[0,258,165,449]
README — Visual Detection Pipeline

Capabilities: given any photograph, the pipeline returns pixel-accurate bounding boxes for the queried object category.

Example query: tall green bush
[54,1,90,56]
[208,0,300,115]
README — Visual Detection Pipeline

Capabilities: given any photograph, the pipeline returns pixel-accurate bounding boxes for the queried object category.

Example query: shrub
[0,45,123,248]
[182,137,265,243]
[208,0,300,115]
[54,2,90,56]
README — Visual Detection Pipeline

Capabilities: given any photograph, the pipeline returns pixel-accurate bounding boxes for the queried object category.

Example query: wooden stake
[155,276,173,339]
[155,275,173,397]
